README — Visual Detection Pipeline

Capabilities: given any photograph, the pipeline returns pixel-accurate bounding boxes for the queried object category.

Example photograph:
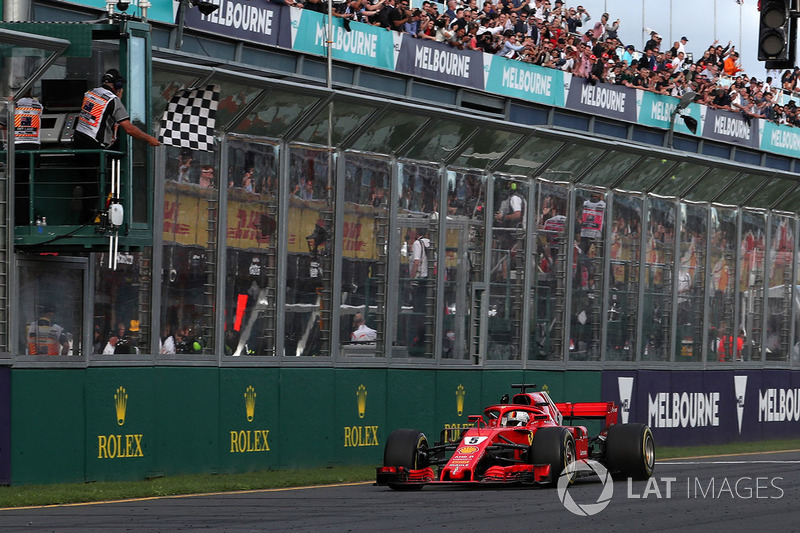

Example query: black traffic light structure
[759,0,796,68]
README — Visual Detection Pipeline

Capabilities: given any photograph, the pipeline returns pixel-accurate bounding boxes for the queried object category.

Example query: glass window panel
[0,45,58,98]
[765,214,795,362]
[544,144,605,181]
[350,112,428,154]
[649,162,708,197]
[642,197,676,361]
[294,101,377,146]
[232,90,321,138]
[708,206,737,362]
[498,136,564,176]
[580,152,641,187]
[487,175,528,361]
[615,157,675,193]
[452,130,523,170]
[748,177,795,210]
[684,168,740,202]
[738,210,767,362]
[224,138,279,356]
[339,154,390,358]
[569,189,607,361]
[285,146,335,357]
[530,182,570,361]
[93,251,152,355]
[162,144,219,356]
[675,203,707,362]
[605,194,642,361]
[392,162,440,358]
[207,79,264,131]
[19,260,84,357]
[402,121,477,163]
[716,173,770,205]
[443,169,487,360]
[774,183,800,213]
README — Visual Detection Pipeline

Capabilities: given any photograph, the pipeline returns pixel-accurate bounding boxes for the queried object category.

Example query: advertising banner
[395,34,484,90]
[291,11,395,70]
[701,107,760,149]
[602,370,800,447]
[0,366,9,485]
[218,368,280,472]
[183,0,291,49]
[565,77,638,123]
[484,57,566,107]
[759,120,800,159]
[638,91,702,137]
[163,185,211,246]
[67,0,175,23]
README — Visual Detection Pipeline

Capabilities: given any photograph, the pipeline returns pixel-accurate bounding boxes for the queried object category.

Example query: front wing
[376,463,555,487]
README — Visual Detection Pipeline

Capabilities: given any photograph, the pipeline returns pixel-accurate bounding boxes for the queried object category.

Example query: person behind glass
[199,165,215,188]
[160,324,176,355]
[73,69,160,222]
[177,149,193,183]
[92,325,105,354]
[27,304,70,355]
[409,228,432,314]
[580,191,605,254]
[0,92,43,226]
[350,312,377,342]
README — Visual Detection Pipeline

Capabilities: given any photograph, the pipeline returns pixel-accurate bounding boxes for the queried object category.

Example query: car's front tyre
[532,427,576,487]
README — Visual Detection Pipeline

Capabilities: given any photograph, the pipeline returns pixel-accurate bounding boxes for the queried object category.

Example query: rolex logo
[244,385,257,423]
[455,384,466,416]
[356,384,367,419]
[114,386,128,426]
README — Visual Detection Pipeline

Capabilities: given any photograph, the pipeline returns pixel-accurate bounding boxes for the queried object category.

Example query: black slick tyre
[531,427,576,487]
[605,423,655,481]
[384,429,429,491]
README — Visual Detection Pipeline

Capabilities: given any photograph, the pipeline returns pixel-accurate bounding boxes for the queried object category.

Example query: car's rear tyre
[532,427,576,487]
[384,429,429,490]
[605,423,655,481]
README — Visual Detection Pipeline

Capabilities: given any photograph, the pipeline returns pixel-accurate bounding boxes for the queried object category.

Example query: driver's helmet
[505,410,529,427]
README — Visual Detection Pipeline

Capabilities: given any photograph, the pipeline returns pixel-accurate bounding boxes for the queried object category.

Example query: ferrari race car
[376,383,654,489]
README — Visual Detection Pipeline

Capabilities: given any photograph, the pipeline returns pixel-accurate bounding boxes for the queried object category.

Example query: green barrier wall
[8,367,602,485]
[12,370,86,484]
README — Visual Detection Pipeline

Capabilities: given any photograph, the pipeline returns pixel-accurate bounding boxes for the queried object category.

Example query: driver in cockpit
[502,410,530,427]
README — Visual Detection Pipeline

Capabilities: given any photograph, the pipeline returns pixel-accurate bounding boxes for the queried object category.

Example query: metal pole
[176,0,187,51]
[713,0,717,44]
[327,0,333,90]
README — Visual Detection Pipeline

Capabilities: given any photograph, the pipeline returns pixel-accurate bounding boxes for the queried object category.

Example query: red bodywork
[377,390,619,487]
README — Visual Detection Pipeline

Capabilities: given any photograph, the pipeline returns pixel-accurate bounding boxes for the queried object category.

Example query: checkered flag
[158,85,219,152]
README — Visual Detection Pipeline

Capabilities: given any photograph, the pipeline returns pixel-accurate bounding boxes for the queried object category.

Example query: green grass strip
[2,439,799,508]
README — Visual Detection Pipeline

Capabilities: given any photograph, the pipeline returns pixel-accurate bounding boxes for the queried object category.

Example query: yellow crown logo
[455,384,466,416]
[542,384,549,393]
[244,385,257,423]
[356,384,367,419]
[114,386,128,426]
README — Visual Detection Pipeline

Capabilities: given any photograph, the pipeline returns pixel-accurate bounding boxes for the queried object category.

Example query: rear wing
[555,401,618,428]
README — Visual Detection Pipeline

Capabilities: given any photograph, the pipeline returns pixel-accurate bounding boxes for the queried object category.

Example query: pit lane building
[0,0,799,485]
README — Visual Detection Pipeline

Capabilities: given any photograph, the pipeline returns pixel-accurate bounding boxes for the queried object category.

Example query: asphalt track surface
[1,450,798,533]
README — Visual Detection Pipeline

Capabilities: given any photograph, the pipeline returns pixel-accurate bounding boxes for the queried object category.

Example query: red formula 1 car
[376,384,654,490]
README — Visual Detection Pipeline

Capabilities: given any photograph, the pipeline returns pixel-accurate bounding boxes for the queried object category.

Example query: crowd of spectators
[282,0,800,127]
